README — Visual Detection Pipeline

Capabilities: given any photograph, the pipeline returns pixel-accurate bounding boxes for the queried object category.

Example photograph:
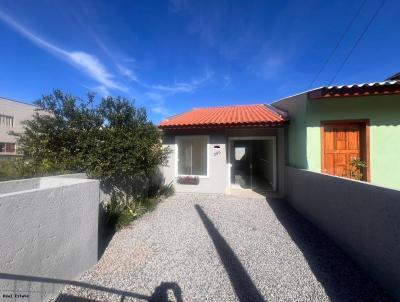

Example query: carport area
[55,194,389,302]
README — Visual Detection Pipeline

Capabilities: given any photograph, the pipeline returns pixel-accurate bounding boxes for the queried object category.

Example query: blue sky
[0,0,398,123]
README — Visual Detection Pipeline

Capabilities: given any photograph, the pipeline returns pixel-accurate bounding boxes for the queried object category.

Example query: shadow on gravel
[148,282,183,302]
[56,295,100,301]
[0,273,183,302]
[195,204,265,302]
[97,229,115,261]
[266,198,391,302]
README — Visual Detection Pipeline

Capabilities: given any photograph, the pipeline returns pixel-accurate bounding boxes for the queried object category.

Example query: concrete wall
[0,97,37,146]
[285,167,400,300]
[0,173,88,195]
[0,177,40,194]
[273,93,400,189]
[0,175,100,302]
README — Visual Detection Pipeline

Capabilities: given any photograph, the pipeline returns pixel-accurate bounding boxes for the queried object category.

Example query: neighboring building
[0,97,37,157]
[273,80,400,189]
[159,105,287,195]
[386,72,400,81]
[159,78,400,194]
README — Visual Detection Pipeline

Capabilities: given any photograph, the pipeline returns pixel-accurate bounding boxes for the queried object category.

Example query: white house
[159,104,288,196]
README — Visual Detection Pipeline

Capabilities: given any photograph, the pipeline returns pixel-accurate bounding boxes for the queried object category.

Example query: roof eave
[158,120,288,130]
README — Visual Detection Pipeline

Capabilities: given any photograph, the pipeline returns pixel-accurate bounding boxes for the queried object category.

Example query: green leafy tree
[14,90,169,199]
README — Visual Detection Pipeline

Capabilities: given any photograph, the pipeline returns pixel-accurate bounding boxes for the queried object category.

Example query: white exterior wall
[163,134,228,193]
[162,128,285,195]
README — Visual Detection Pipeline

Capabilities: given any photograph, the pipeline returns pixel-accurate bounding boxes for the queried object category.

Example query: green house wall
[273,93,400,189]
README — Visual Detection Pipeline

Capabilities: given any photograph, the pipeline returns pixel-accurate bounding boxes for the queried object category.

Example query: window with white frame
[176,136,208,176]
[0,115,14,126]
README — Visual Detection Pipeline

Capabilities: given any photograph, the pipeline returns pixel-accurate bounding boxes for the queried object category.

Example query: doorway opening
[228,137,276,196]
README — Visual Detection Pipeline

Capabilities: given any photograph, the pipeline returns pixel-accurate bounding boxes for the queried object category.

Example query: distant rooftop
[0,96,37,107]
[385,72,400,81]
[309,78,400,99]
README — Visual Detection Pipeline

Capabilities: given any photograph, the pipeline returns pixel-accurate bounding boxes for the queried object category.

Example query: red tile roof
[159,104,287,129]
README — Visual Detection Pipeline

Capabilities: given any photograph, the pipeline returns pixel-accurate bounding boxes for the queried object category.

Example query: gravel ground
[54,193,390,302]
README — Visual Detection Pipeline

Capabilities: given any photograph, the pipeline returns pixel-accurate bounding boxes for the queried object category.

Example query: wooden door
[322,122,368,180]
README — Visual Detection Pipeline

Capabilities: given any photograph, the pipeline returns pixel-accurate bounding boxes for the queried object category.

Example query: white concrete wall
[285,167,400,300]
[0,177,40,194]
[0,175,100,302]
[0,173,88,195]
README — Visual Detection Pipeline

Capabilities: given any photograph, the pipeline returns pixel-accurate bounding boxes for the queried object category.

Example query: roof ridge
[192,103,265,110]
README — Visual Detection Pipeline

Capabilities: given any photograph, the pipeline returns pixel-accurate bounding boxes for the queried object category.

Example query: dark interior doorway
[230,139,275,194]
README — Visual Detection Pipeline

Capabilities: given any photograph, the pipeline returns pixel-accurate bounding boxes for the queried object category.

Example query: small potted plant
[350,158,368,181]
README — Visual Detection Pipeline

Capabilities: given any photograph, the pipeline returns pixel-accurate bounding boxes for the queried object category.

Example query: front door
[322,121,368,180]
[230,138,276,192]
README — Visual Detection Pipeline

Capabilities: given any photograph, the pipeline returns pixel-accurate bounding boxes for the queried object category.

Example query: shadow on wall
[195,205,265,302]
[265,198,391,302]
[97,202,114,261]
[0,273,183,302]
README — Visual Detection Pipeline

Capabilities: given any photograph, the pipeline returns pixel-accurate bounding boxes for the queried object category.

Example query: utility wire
[329,0,387,85]
[308,0,368,89]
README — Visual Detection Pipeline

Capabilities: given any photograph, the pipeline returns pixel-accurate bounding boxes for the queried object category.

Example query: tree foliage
[15,90,169,197]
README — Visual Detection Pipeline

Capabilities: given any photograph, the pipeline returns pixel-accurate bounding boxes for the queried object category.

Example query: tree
[15,90,169,199]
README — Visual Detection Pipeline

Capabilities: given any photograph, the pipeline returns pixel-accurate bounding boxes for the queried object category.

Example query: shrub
[104,193,168,230]
[146,169,175,199]
[14,90,169,190]
[13,90,173,229]
[0,160,19,181]
[103,172,175,230]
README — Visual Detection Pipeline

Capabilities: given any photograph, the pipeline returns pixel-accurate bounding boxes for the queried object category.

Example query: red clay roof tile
[159,104,286,129]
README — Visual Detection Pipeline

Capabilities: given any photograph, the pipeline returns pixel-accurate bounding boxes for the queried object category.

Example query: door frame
[227,136,277,191]
[320,119,370,182]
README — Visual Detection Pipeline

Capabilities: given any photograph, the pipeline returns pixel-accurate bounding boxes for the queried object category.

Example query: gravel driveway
[55,193,390,302]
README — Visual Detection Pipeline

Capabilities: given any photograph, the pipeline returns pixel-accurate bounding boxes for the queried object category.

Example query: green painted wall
[273,93,400,189]
[272,93,308,169]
